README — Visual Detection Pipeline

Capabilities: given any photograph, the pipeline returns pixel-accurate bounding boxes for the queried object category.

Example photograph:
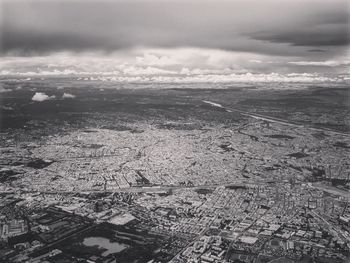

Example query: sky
[0,0,349,82]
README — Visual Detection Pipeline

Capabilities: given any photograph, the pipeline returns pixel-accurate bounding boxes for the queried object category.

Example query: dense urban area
[0,78,349,262]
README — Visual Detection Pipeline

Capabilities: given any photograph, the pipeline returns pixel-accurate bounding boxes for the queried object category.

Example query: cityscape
[0,78,349,262]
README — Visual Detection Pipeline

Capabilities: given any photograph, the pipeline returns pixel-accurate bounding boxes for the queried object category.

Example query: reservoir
[83,236,128,257]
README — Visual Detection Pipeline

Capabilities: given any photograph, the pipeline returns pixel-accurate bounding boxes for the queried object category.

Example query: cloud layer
[62,93,76,99]
[0,84,11,93]
[1,48,349,82]
[31,92,56,102]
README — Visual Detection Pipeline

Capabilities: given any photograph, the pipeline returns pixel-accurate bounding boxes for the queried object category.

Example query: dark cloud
[308,49,327,53]
[1,0,349,61]
[250,26,349,47]
[2,30,118,54]
[248,6,349,48]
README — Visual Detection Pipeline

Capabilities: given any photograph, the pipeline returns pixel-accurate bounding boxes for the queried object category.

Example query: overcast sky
[0,0,349,82]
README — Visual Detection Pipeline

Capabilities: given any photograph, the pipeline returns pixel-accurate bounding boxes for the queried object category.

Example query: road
[0,180,263,195]
[202,100,350,136]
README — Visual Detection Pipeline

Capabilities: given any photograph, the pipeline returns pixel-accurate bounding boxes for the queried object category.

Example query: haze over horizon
[0,0,349,82]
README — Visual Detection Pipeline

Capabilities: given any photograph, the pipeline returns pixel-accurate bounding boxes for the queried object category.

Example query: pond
[83,236,129,257]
